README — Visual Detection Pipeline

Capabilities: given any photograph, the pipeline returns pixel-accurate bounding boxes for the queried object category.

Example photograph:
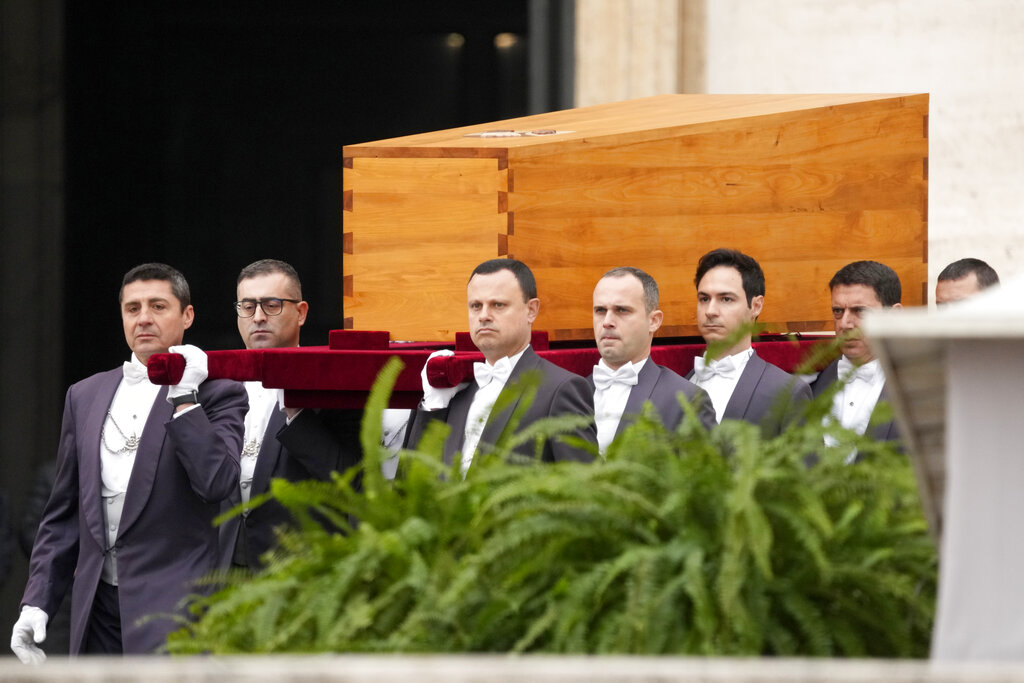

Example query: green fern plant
[167,355,936,656]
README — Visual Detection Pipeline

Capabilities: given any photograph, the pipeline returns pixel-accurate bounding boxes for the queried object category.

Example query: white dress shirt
[240,381,279,504]
[100,354,161,585]
[461,347,528,475]
[691,347,754,423]
[824,357,886,462]
[593,357,645,454]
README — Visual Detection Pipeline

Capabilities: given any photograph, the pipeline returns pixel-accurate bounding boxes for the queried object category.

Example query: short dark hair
[937,258,1000,289]
[237,258,303,299]
[120,263,190,309]
[602,266,659,313]
[829,260,901,306]
[694,248,765,306]
[470,258,537,301]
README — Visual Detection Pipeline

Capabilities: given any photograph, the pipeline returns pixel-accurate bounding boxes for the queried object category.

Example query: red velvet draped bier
[146,330,833,409]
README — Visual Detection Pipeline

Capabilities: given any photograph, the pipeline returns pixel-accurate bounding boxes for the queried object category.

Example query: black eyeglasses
[234,298,300,318]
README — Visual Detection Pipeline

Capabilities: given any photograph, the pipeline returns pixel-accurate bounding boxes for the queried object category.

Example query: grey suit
[688,350,811,437]
[22,368,246,654]
[588,360,718,439]
[218,406,362,569]
[811,358,900,443]
[407,346,597,465]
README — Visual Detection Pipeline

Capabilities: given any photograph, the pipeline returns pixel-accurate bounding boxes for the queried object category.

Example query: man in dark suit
[811,260,903,451]
[407,258,596,473]
[588,267,716,452]
[687,248,810,437]
[11,264,246,661]
[220,259,362,571]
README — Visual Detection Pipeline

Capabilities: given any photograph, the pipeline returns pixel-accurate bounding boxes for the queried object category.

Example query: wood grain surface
[344,94,928,342]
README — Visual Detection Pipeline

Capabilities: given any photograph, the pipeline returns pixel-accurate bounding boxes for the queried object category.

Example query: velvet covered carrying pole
[145,334,831,410]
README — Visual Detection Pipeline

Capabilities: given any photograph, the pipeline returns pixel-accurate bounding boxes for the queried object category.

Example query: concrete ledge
[2,656,1024,682]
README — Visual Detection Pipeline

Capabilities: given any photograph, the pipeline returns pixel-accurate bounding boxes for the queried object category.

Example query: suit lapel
[118,386,171,537]
[723,352,765,422]
[80,370,123,554]
[818,360,897,442]
[479,347,539,450]
[444,382,477,465]
[615,360,658,438]
[252,408,286,495]
[872,383,898,441]
[812,360,840,398]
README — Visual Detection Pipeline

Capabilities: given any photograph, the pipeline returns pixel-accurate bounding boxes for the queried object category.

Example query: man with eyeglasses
[221,259,365,571]
[811,260,903,457]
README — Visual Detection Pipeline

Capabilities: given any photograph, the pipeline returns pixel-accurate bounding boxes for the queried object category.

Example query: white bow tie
[838,357,880,384]
[122,360,149,385]
[592,363,639,391]
[692,355,740,383]
[474,357,513,389]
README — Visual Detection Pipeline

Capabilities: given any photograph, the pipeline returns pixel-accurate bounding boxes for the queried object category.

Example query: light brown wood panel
[347,286,469,341]
[347,191,503,218]
[346,157,503,194]
[344,154,507,335]
[514,155,926,199]
[506,211,923,267]
[348,215,506,250]
[508,162,924,218]
[504,105,927,171]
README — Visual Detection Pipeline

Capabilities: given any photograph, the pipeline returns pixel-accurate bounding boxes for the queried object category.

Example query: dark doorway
[63,1,571,382]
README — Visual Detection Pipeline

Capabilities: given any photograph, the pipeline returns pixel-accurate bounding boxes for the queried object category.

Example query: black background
[64,1,533,383]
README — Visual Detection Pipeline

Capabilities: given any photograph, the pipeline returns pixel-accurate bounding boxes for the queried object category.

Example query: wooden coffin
[343,93,928,341]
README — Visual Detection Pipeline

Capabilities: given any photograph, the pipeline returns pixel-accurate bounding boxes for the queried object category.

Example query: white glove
[420,350,468,411]
[11,606,48,665]
[166,344,208,403]
[381,409,411,455]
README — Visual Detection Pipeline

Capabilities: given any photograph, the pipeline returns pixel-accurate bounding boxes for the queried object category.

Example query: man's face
[236,272,308,349]
[830,283,894,363]
[467,269,539,363]
[593,275,662,370]
[121,279,194,365]
[936,272,982,305]
[696,266,762,357]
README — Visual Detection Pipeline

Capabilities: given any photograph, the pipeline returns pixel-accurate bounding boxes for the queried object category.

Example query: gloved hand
[166,344,208,403]
[10,605,47,665]
[381,408,411,455]
[420,350,468,410]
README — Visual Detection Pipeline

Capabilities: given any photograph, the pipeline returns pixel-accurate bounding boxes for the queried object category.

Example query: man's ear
[296,301,309,326]
[749,295,764,319]
[891,302,903,310]
[527,298,540,323]
[182,305,195,330]
[649,309,663,334]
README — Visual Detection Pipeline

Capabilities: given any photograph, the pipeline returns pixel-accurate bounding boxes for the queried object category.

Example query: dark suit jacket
[688,350,811,438]
[810,358,900,443]
[587,360,718,439]
[407,346,597,465]
[218,406,362,569]
[21,368,246,655]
